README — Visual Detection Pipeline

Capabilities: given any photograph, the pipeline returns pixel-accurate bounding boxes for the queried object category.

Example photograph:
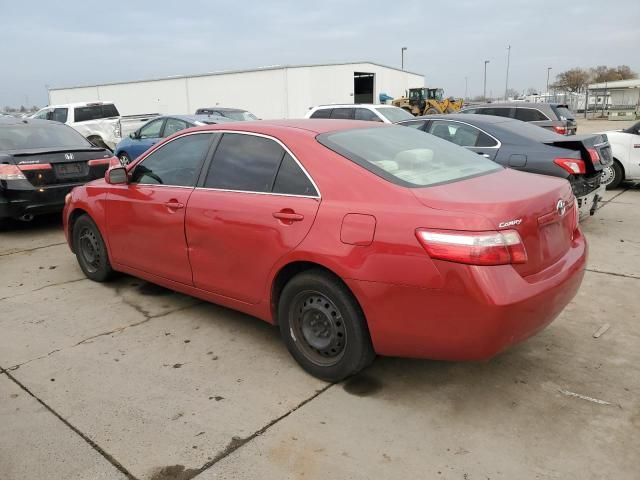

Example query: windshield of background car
[224,111,259,121]
[0,123,93,151]
[553,106,575,121]
[317,125,501,187]
[375,107,413,123]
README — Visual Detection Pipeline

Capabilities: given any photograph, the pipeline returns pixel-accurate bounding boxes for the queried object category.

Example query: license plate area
[54,162,87,178]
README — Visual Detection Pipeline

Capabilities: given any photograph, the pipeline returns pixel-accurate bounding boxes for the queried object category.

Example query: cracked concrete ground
[1,186,639,480]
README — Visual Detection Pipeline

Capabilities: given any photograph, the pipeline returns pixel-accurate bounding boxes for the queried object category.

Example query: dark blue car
[114,114,232,165]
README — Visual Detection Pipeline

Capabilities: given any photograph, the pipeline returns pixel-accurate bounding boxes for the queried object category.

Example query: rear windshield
[375,107,413,123]
[74,104,120,122]
[317,125,501,188]
[552,105,575,121]
[0,123,92,151]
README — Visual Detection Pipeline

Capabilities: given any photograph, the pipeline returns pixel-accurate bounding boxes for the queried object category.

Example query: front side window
[427,121,497,148]
[375,107,413,123]
[317,125,501,188]
[131,133,213,187]
[205,133,285,192]
[33,109,51,120]
[139,119,164,139]
[163,118,188,137]
[51,108,68,123]
[515,108,548,122]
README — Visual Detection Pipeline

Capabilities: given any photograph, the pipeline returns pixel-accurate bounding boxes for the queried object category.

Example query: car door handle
[273,211,304,222]
[165,200,184,210]
[476,152,490,158]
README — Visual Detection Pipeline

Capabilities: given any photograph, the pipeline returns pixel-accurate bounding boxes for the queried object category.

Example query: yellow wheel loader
[392,88,464,116]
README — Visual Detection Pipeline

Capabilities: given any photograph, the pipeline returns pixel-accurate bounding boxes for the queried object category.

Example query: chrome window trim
[427,119,502,149]
[199,130,322,199]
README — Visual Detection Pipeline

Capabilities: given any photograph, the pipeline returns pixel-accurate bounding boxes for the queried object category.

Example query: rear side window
[515,108,548,122]
[330,108,354,119]
[273,153,317,196]
[205,133,285,192]
[310,109,332,119]
[74,104,120,122]
[131,133,213,187]
[318,126,501,188]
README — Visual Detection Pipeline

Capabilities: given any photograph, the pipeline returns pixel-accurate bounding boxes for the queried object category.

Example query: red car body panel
[63,120,587,361]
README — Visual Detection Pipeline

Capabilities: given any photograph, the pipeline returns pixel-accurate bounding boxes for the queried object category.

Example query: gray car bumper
[577,184,605,221]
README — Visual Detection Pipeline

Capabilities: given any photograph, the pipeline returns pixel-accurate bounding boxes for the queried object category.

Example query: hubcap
[119,155,130,166]
[601,165,615,186]
[291,291,346,366]
[79,227,101,273]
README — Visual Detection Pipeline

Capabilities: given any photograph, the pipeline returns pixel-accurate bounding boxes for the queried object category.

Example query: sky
[1,0,639,108]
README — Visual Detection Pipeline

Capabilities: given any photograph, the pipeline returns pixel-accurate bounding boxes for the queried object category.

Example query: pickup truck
[30,102,158,151]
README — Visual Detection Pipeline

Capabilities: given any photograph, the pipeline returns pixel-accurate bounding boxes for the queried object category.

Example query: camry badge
[557,199,566,216]
[498,219,522,228]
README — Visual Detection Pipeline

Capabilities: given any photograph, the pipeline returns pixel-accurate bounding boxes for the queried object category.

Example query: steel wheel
[290,290,347,366]
[601,161,623,190]
[78,227,101,274]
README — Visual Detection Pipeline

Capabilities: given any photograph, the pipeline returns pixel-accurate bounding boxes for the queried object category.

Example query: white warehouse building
[48,61,424,119]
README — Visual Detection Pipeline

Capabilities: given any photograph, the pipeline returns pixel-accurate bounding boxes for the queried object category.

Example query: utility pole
[401,47,407,71]
[504,45,511,100]
[465,76,468,100]
[483,60,490,101]
[546,67,552,101]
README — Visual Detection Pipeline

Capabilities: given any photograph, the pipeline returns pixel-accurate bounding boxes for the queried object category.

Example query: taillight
[415,229,527,266]
[0,164,27,180]
[554,158,586,175]
[587,148,600,163]
[553,126,567,135]
[87,158,111,166]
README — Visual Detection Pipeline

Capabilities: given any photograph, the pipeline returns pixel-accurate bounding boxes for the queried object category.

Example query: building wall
[49,63,425,119]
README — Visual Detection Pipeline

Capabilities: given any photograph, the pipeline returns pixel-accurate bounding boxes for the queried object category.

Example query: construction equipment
[392,88,464,116]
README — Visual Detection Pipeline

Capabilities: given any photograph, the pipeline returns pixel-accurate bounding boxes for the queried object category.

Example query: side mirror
[106,166,128,185]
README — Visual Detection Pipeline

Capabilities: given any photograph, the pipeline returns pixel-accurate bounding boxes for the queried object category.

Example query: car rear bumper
[576,184,605,220]
[347,229,587,361]
[0,183,78,219]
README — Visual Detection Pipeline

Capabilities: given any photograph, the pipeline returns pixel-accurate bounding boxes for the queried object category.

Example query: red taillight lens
[415,229,527,266]
[587,148,600,163]
[554,158,586,175]
[16,163,53,171]
[0,164,27,180]
[553,126,567,135]
[88,157,119,167]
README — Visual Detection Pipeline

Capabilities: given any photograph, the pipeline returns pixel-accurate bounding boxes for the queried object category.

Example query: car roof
[183,119,388,135]
[312,104,396,109]
[159,114,234,123]
[39,101,116,108]
[463,102,562,109]
[196,107,248,113]
[407,113,513,124]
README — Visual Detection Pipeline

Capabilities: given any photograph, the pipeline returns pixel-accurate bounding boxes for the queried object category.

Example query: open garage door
[354,72,375,104]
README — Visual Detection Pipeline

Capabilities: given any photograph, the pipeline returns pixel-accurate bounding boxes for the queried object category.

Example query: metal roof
[50,61,424,91]
[588,79,640,90]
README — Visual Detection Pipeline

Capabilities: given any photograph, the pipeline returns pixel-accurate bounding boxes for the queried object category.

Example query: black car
[397,114,612,219]
[0,118,113,223]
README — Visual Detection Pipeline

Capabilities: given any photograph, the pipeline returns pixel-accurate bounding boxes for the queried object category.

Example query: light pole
[465,76,468,101]
[504,45,511,100]
[483,60,490,101]
[401,47,407,71]
[546,67,552,100]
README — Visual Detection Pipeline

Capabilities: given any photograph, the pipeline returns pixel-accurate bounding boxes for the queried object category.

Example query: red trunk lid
[411,169,576,276]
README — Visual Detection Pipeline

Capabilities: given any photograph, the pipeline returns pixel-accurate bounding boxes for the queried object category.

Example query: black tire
[72,214,114,282]
[118,152,131,166]
[601,160,624,190]
[278,269,375,382]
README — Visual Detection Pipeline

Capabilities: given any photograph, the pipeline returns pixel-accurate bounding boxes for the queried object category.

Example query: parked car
[397,114,611,219]
[460,102,577,135]
[0,117,114,223]
[194,107,258,121]
[305,104,414,123]
[64,120,586,381]
[598,120,640,189]
[30,102,158,150]
[114,114,233,165]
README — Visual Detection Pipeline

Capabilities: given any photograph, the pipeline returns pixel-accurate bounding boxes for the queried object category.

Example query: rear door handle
[273,211,304,222]
[165,200,184,210]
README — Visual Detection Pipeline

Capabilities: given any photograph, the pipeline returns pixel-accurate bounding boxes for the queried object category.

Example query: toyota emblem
[556,199,566,216]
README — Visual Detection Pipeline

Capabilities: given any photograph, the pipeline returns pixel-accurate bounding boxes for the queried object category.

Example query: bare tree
[590,65,637,83]
[505,88,520,99]
[551,68,591,93]
[526,87,538,95]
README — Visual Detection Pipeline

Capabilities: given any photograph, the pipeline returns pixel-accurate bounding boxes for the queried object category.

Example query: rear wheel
[278,270,375,382]
[425,108,440,115]
[601,160,624,190]
[72,214,114,282]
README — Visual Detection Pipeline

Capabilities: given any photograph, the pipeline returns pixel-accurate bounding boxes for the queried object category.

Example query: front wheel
[601,161,624,190]
[72,214,114,282]
[118,152,131,166]
[278,270,375,382]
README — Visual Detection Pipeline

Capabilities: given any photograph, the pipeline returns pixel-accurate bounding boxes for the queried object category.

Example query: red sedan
[63,120,586,381]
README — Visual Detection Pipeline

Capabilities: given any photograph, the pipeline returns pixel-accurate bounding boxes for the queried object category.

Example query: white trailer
[48,62,424,119]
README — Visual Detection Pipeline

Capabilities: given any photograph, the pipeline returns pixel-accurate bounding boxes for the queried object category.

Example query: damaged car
[398,114,612,219]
